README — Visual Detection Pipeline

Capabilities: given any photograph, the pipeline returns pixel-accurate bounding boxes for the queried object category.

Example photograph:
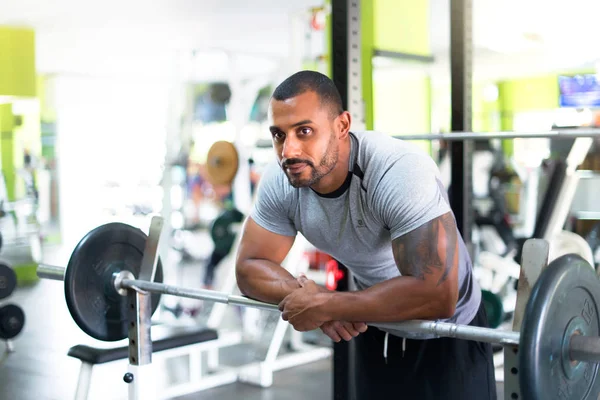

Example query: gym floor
[1,242,506,400]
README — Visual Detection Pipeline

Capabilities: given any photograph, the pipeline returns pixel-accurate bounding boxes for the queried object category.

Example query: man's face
[268,91,339,188]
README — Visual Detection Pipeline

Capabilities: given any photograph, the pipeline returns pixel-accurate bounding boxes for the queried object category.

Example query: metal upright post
[124,217,164,400]
[449,0,474,254]
[503,239,549,400]
[331,0,359,399]
[126,291,155,400]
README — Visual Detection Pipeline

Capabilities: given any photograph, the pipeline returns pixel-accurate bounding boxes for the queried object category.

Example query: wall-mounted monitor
[558,74,600,108]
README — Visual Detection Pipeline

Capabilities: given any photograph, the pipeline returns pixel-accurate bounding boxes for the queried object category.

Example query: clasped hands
[278,274,367,342]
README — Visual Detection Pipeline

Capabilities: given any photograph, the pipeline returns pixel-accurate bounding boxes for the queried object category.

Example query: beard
[281,135,339,188]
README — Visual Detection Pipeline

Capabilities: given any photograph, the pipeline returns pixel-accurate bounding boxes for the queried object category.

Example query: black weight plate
[520,254,600,400]
[64,222,164,342]
[210,209,244,254]
[0,262,17,300]
[0,304,25,339]
[482,290,504,329]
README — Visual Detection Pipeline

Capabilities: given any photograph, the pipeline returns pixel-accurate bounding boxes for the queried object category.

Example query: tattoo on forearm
[392,213,458,285]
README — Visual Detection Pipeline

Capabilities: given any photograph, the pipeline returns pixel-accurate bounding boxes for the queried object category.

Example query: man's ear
[337,111,352,138]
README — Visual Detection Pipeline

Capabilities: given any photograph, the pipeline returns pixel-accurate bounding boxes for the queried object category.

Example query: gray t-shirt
[251,130,481,339]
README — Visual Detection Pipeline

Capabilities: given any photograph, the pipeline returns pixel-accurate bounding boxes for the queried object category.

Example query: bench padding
[68,325,218,365]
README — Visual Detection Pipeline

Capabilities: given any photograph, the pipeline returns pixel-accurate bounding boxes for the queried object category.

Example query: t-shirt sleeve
[250,163,297,237]
[372,153,452,240]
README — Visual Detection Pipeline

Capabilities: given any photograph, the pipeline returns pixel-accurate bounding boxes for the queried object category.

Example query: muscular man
[235,70,496,399]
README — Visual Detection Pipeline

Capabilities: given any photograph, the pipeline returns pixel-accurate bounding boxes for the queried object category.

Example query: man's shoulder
[353,131,437,183]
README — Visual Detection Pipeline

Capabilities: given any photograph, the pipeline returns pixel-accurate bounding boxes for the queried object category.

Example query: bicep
[372,154,450,239]
[236,217,296,266]
[391,212,459,287]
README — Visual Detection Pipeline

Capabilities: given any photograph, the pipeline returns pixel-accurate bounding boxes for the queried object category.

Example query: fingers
[296,274,309,287]
[319,321,368,343]
[278,298,286,312]
[321,321,353,341]
[352,322,368,333]
[320,323,342,342]
[339,321,361,340]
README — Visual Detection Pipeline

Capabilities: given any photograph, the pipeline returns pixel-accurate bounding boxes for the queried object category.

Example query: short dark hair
[272,70,344,117]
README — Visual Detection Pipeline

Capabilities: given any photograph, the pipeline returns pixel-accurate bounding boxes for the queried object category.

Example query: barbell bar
[37,263,521,345]
[396,128,600,141]
[33,229,598,351]
[37,262,600,358]
[36,219,600,399]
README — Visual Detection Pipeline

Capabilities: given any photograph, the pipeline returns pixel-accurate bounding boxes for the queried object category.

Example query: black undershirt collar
[311,171,353,198]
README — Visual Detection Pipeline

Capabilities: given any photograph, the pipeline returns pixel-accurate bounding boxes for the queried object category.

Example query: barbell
[37,218,600,399]
[393,128,600,141]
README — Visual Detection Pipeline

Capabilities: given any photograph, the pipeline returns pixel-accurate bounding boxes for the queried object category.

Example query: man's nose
[281,135,301,160]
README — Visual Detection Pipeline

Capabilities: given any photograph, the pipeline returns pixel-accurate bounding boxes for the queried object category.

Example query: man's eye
[300,127,312,135]
[272,131,285,140]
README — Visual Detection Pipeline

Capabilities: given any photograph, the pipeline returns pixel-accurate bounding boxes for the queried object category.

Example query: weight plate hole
[511,393,518,399]
[130,322,135,328]
[512,347,518,354]
[131,357,136,363]
[511,367,518,374]
[130,339,135,345]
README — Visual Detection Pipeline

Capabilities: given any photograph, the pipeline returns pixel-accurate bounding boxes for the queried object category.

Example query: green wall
[361,0,375,130]
[369,0,431,150]
[373,72,431,134]
[0,101,42,201]
[432,82,500,134]
[373,70,431,152]
[373,0,430,56]
[498,74,560,131]
[0,27,36,98]
[321,0,431,134]
[0,104,16,200]
[0,104,14,132]
[0,26,38,201]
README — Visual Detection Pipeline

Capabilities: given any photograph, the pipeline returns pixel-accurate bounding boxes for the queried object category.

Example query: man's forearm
[236,259,301,304]
[320,276,456,323]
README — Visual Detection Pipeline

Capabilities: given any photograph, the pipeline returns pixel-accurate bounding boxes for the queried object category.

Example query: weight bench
[68,325,242,400]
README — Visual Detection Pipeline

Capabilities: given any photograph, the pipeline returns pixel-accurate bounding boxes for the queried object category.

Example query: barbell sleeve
[570,335,600,363]
[370,320,520,346]
[37,263,66,281]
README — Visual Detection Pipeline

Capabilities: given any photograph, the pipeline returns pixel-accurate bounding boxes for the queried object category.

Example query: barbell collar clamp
[113,271,135,297]
[569,335,600,363]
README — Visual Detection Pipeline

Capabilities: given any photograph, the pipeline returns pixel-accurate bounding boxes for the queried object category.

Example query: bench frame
[72,330,243,400]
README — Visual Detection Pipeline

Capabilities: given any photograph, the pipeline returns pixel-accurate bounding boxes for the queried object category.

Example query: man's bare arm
[316,212,460,322]
[393,211,457,286]
[237,217,367,341]
[235,217,300,304]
